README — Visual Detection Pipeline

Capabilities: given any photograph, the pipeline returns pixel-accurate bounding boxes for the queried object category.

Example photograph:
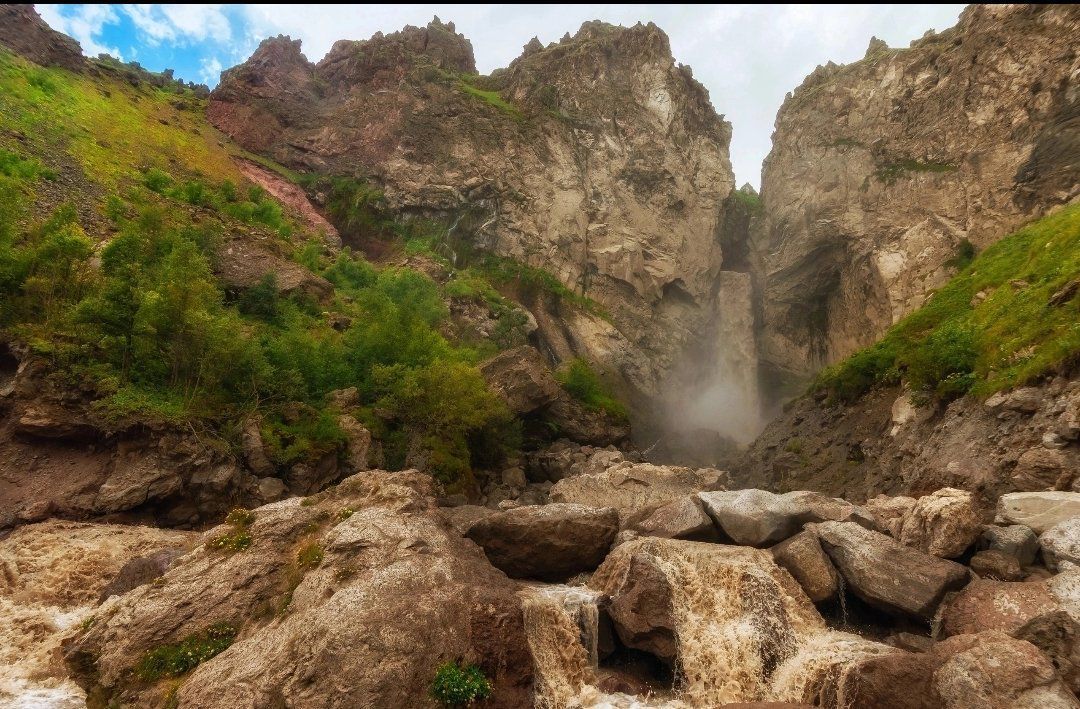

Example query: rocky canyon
[0,3,1078,709]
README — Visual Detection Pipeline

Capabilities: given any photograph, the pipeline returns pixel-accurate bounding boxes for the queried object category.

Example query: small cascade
[586,540,899,709]
[521,585,686,709]
[836,572,849,628]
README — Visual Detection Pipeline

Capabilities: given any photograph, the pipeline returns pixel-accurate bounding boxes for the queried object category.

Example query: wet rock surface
[466,503,618,581]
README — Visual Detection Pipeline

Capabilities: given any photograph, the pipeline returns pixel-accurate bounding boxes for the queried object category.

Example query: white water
[523,540,897,709]
[0,598,89,708]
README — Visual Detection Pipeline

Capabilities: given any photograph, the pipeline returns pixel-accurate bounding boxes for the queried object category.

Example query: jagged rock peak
[864,35,888,58]
[0,4,84,70]
[319,16,476,76]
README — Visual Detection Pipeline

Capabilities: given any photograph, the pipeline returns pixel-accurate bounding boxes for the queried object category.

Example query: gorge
[0,3,1079,708]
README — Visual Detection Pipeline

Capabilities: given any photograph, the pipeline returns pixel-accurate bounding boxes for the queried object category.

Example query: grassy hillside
[0,49,543,488]
[817,204,1080,403]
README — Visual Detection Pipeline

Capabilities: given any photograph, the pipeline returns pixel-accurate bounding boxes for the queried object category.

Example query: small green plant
[207,508,256,553]
[944,239,976,271]
[225,508,256,527]
[206,528,252,553]
[555,359,628,420]
[430,661,493,707]
[873,158,956,184]
[143,168,173,193]
[337,507,354,521]
[135,623,237,681]
[296,542,324,568]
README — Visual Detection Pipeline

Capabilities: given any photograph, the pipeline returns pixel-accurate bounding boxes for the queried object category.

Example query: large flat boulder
[630,495,717,541]
[551,463,726,524]
[814,521,970,621]
[466,503,618,581]
[63,471,533,709]
[996,492,1080,534]
[697,489,873,547]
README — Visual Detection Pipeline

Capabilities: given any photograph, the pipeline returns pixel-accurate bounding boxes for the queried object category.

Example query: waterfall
[581,540,897,708]
[521,585,687,709]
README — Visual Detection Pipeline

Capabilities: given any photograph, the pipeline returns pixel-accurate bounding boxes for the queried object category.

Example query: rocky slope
[753,4,1080,391]
[208,19,757,428]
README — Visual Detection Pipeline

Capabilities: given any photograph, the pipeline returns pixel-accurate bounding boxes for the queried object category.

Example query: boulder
[932,632,1079,709]
[479,346,561,415]
[338,414,372,471]
[63,471,533,709]
[848,631,1080,709]
[631,495,717,541]
[996,492,1080,533]
[591,547,679,661]
[814,521,969,621]
[770,530,840,603]
[969,549,1024,581]
[551,463,726,524]
[93,451,183,514]
[524,440,628,483]
[1011,448,1072,491]
[255,476,287,503]
[1040,517,1080,571]
[698,489,873,547]
[241,415,275,476]
[864,494,916,538]
[941,578,1060,638]
[979,524,1040,566]
[544,396,630,446]
[897,488,983,558]
[439,504,496,535]
[466,503,618,581]
[1016,609,1080,695]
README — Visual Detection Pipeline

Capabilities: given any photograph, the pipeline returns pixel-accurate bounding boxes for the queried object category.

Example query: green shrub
[907,322,977,401]
[555,359,628,419]
[430,662,492,707]
[135,623,237,681]
[143,168,173,193]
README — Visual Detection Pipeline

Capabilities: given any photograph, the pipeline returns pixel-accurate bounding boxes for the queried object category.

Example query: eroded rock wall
[209,19,743,406]
[754,4,1080,389]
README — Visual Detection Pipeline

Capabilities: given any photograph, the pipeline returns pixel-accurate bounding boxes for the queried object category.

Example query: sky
[35,4,966,188]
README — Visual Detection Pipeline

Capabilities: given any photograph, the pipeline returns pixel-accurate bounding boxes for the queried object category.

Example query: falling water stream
[522,541,897,709]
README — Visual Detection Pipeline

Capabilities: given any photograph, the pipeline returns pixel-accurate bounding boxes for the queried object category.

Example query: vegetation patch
[816,204,1080,404]
[206,508,255,553]
[430,661,493,707]
[555,358,628,420]
[873,158,957,184]
[135,623,237,681]
[296,542,324,568]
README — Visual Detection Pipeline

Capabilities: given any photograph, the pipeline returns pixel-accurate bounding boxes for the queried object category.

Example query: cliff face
[209,20,743,407]
[754,4,1080,391]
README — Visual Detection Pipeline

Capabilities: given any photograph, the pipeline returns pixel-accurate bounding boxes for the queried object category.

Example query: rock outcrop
[63,471,533,708]
[0,5,83,71]
[208,19,750,417]
[753,4,1080,388]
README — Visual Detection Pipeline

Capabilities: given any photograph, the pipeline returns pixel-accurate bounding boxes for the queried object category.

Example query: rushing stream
[522,540,897,708]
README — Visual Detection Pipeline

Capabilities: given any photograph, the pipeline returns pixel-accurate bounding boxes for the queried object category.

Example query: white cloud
[200,55,223,84]
[37,4,123,59]
[120,4,232,45]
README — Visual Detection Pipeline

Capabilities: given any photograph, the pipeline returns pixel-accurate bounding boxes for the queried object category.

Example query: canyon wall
[208,19,753,416]
[754,4,1080,392]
